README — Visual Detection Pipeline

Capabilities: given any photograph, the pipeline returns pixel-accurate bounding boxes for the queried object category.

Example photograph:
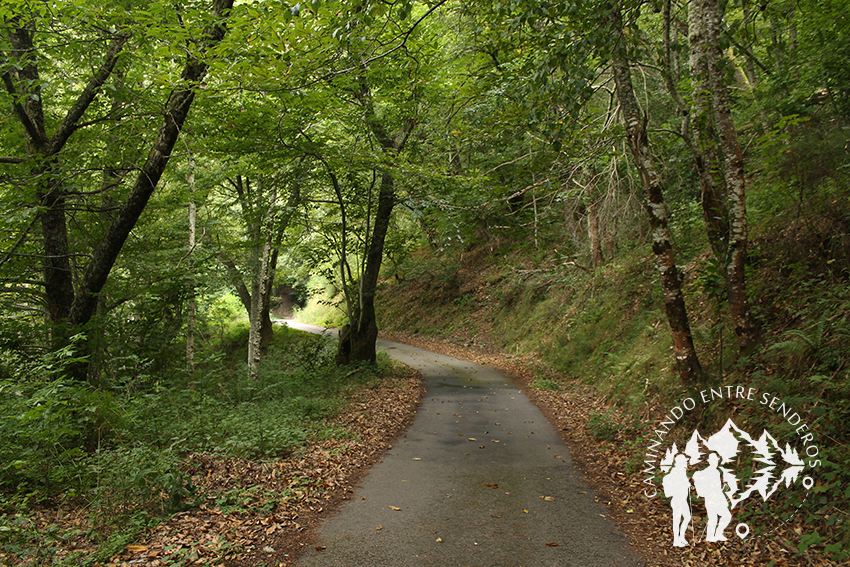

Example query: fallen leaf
[376,525,382,530]
[126,545,148,553]
[468,438,477,441]
[315,546,326,551]
[523,509,529,514]
[436,537,443,543]
[546,542,559,547]
[389,506,401,511]
[544,496,554,501]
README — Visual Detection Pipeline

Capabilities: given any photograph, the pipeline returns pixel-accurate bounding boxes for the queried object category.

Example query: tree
[216,173,301,376]
[1,0,236,380]
[607,3,704,381]
[292,0,438,365]
[675,0,757,354]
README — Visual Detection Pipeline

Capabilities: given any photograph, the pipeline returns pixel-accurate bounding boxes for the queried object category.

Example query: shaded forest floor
[1,364,424,567]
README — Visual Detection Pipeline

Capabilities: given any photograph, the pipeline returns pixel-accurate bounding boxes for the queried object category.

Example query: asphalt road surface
[286,321,643,567]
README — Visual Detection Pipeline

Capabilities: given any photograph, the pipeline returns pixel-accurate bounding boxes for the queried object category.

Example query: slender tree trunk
[700,0,758,353]
[688,0,731,268]
[609,5,703,382]
[187,167,197,379]
[588,201,602,268]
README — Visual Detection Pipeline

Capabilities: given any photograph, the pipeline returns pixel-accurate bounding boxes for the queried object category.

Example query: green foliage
[587,409,619,441]
[530,378,561,391]
[2,0,850,561]
[293,276,349,328]
[0,325,388,563]
[90,445,194,521]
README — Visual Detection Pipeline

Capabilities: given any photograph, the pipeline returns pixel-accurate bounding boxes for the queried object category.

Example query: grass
[0,323,395,566]
[376,200,850,560]
[292,276,349,329]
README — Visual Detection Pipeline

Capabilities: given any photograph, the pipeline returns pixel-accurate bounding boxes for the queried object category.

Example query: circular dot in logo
[803,476,814,490]
[736,523,750,539]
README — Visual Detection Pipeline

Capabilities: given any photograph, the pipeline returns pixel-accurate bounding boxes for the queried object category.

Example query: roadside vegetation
[368,122,850,561]
[0,317,413,566]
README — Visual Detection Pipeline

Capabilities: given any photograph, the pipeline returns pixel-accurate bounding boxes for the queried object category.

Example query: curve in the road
[287,322,644,567]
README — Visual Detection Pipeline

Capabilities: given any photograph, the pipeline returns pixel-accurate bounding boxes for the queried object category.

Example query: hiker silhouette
[662,453,691,547]
[693,452,732,542]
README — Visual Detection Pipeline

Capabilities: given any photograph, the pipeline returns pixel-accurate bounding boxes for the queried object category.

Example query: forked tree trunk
[248,201,274,378]
[609,5,704,382]
[697,0,758,353]
[339,68,416,365]
[222,177,300,373]
[4,0,235,381]
[347,172,396,364]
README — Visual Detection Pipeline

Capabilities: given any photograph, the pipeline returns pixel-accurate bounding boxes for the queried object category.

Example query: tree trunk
[699,0,758,353]
[340,68,417,365]
[347,172,396,364]
[687,0,731,266]
[221,177,300,370]
[609,5,704,382]
[588,201,603,268]
[187,176,197,379]
[248,227,273,377]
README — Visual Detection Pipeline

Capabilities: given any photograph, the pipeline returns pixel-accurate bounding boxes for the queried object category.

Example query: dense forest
[1,0,848,564]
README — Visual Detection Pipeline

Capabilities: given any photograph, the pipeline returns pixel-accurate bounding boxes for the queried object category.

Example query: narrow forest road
[285,321,643,567]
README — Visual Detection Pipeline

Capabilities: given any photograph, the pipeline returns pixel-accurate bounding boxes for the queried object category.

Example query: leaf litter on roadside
[103,368,424,567]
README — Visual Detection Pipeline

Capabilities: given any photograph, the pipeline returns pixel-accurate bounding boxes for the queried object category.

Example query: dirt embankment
[378,330,841,567]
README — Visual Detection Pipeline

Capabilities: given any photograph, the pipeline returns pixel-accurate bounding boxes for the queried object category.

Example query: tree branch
[47,33,129,155]
[2,71,47,147]
[68,0,236,328]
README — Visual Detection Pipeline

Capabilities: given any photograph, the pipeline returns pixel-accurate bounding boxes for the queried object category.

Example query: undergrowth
[0,324,388,565]
[378,198,850,560]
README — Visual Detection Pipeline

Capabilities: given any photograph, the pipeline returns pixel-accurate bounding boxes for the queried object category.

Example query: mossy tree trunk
[609,4,704,382]
[693,0,759,353]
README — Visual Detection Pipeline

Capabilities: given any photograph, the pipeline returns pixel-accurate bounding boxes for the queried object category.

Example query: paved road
[286,321,643,567]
